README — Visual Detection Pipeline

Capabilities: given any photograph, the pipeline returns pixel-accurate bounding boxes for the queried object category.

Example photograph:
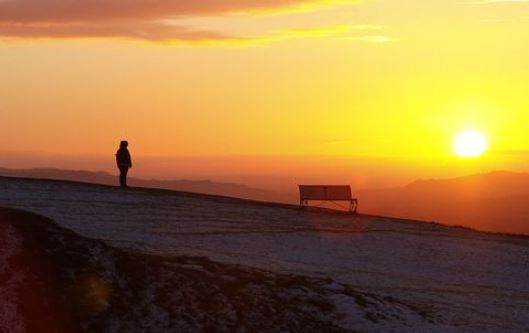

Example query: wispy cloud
[0,21,232,41]
[342,35,393,43]
[0,0,321,22]
[465,0,529,4]
[235,24,386,46]
[492,149,529,155]
[0,0,363,43]
[475,0,529,2]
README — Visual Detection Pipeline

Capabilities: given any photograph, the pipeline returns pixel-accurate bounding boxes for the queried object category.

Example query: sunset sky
[1,0,528,189]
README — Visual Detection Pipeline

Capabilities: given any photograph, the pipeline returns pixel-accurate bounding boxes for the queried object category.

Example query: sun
[453,130,488,158]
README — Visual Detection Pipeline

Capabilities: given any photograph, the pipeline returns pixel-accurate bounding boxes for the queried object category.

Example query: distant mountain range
[358,171,529,235]
[0,167,289,203]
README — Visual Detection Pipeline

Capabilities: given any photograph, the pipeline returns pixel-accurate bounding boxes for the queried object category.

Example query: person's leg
[119,167,124,187]
[123,167,129,187]
[119,167,128,187]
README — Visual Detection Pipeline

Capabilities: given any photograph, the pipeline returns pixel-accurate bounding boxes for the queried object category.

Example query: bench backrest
[298,185,352,201]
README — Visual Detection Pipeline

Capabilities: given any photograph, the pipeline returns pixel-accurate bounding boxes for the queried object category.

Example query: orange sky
[1,0,529,188]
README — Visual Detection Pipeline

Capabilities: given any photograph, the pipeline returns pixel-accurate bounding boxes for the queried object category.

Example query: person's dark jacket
[116,148,132,168]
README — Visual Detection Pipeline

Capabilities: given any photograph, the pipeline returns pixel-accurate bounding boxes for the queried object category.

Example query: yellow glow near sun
[453,130,489,158]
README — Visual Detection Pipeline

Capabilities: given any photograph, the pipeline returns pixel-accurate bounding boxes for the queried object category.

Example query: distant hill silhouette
[358,171,529,235]
[0,167,287,203]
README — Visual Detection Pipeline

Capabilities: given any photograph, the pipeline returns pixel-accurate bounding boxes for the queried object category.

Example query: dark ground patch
[1,207,369,332]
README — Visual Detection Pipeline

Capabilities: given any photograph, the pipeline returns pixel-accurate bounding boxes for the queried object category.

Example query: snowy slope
[0,176,528,332]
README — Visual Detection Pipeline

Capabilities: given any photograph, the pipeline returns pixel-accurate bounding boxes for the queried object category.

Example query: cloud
[234,24,381,46]
[0,21,232,42]
[466,0,529,4]
[0,0,314,22]
[0,0,362,42]
[343,35,393,43]
[0,23,371,47]
[475,0,529,2]
[492,149,529,156]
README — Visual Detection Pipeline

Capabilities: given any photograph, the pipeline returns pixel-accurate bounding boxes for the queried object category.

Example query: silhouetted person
[116,140,132,187]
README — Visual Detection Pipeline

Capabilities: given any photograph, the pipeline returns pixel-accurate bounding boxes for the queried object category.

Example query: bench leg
[350,199,358,213]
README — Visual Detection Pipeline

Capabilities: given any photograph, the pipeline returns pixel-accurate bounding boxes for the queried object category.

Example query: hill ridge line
[2,175,528,240]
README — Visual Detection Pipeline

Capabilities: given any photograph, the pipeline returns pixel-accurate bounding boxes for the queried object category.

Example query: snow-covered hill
[0,177,528,332]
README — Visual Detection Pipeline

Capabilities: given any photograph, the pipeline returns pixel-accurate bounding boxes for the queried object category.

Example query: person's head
[120,140,128,148]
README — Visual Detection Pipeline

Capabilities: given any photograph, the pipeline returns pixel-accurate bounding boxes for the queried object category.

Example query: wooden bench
[298,185,358,213]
